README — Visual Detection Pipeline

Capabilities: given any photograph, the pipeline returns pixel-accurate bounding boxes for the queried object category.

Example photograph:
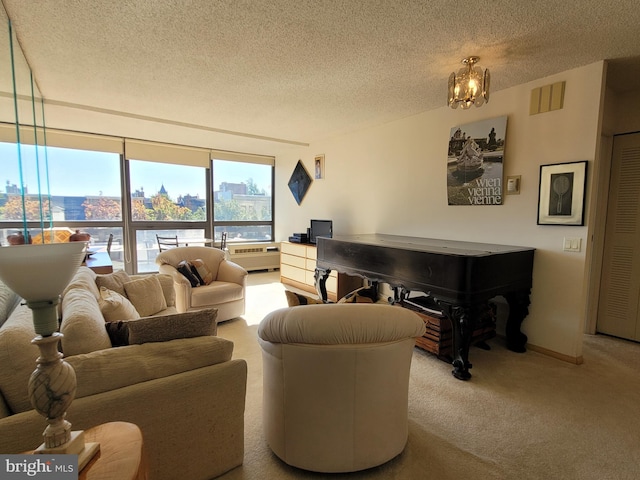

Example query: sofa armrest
[66,335,233,399]
[0,360,247,480]
[218,259,248,286]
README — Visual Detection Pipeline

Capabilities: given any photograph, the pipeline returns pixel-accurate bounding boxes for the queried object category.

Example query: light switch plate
[563,237,581,252]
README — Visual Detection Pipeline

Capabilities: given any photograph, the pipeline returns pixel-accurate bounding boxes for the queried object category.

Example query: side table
[80,422,147,480]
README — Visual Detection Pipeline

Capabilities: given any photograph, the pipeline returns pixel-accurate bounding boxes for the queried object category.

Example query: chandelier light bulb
[447,56,490,109]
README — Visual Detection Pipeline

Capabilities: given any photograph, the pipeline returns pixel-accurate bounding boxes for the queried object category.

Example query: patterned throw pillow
[285,290,325,307]
[192,258,214,285]
[105,308,218,346]
[177,260,201,287]
[337,286,378,304]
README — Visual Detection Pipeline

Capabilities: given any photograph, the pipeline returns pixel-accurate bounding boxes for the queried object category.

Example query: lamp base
[34,431,100,471]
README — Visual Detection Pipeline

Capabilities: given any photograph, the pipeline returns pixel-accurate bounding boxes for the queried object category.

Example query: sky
[1,142,272,198]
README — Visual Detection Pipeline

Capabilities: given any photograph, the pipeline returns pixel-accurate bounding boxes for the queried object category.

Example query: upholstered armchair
[258,303,426,473]
[155,246,247,322]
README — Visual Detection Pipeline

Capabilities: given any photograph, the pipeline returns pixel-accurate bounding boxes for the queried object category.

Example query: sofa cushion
[61,287,112,356]
[156,274,176,308]
[0,305,40,414]
[190,282,243,308]
[0,279,21,329]
[95,270,131,297]
[99,287,140,322]
[66,335,234,399]
[105,308,218,346]
[124,276,167,317]
[63,266,100,300]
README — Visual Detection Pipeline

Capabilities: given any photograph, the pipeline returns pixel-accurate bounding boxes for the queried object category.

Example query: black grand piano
[314,234,535,380]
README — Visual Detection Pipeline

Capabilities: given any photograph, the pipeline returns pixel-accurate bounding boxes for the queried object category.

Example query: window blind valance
[125,139,210,167]
[0,123,123,154]
[210,149,275,166]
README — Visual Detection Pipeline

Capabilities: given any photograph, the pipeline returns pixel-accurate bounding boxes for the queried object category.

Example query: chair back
[157,234,179,252]
[106,233,114,256]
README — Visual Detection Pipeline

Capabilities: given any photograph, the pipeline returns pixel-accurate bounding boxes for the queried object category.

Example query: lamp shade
[0,242,86,301]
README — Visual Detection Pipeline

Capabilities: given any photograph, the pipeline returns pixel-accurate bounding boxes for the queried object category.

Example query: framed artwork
[447,116,508,205]
[537,160,588,225]
[314,154,325,179]
[288,160,312,205]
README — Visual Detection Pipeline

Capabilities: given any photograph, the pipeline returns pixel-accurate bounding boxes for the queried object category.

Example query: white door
[597,132,640,340]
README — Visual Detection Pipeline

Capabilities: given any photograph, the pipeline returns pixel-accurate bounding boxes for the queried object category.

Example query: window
[212,159,273,243]
[0,142,122,222]
[129,160,207,222]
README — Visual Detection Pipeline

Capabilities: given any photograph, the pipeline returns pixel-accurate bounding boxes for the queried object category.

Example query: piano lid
[323,234,534,257]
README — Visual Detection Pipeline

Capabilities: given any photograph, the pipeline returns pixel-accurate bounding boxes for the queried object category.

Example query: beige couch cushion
[66,335,234,399]
[0,305,40,414]
[61,287,112,356]
[95,270,131,297]
[99,287,140,321]
[0,279,21,328]
[124,275,167,317]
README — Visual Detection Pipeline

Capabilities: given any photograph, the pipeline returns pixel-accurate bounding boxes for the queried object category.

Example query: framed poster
[447,116,508,205]
[537,160,588,225]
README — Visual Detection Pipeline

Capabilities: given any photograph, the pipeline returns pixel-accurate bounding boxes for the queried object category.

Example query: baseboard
[527,343,584,365]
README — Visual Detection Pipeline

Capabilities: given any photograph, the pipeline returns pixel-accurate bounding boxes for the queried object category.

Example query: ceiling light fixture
[447,56,490,109]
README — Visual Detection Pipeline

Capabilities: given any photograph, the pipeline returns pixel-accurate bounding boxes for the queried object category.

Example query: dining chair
[106,233,114,257]
[156,234,179,252]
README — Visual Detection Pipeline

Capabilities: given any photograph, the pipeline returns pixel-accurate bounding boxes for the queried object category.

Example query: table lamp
[0,242,99,466]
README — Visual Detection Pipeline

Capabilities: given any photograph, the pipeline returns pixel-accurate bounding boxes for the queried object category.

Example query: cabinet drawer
[305,258,317,271]
[281,242,307,257]
[306,246,317,260]
[281,264,306,284]
[304,270,317,287]
[281,252,306,269]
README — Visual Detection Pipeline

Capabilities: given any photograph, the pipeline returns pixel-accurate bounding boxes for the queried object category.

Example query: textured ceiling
[3,0,640,152]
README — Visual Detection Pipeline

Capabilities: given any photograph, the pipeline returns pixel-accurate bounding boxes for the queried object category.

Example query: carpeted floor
[216,271,640,480]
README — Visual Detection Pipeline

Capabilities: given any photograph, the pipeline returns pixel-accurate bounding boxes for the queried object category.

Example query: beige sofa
[258,303,426,473]
[0,267,247,480]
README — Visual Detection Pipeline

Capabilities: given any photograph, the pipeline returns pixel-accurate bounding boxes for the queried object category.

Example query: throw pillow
[338,285,378,304]
[104,308,218,346]
[177,260,201,287]
[285,290,325,306]
[124,275,168,317]
[95,270,131,297]
[98,287,140,322]
[192,258,214,285]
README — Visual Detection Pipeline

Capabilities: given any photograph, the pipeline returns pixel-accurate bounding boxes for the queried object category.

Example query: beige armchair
[156,246,247,322]
[258,303,426,473]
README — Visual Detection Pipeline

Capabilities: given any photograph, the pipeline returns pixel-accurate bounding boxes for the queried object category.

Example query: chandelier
[447,56,490,109]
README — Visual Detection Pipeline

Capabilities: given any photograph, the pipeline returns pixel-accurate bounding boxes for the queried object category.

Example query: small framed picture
[537,160,588,225]
[314,154,325,179]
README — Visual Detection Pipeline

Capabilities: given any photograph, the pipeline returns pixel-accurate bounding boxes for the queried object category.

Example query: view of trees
[0,196,51,221]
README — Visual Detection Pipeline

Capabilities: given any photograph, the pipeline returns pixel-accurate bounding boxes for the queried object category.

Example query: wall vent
[530,81,565,115]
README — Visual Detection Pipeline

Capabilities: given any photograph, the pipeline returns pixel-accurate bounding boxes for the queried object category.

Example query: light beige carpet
[217,271,640,480]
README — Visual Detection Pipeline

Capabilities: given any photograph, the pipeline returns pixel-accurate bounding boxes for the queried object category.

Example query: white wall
[274,61,606,361]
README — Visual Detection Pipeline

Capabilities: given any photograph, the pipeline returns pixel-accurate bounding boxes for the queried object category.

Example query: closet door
[597,132,640,340]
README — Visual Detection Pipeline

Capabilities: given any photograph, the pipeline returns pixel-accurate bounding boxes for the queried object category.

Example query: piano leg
[439,303,474,380]
[314,267,331,302]
[504,289,531,353]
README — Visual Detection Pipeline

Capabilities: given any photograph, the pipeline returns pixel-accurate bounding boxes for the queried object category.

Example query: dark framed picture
[537,160,588,225]
[288,160,312,205]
